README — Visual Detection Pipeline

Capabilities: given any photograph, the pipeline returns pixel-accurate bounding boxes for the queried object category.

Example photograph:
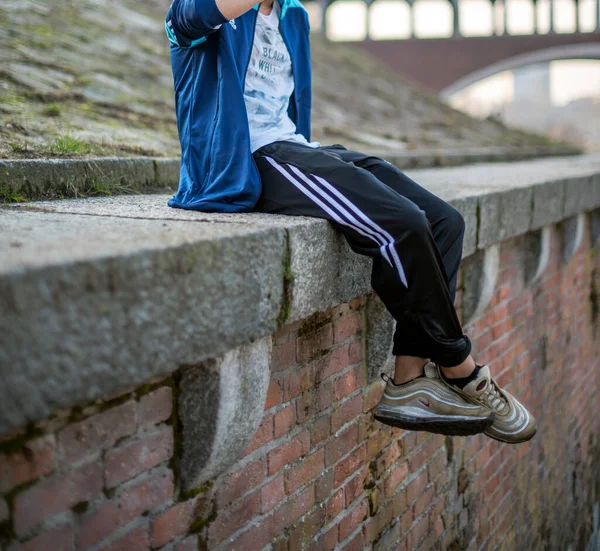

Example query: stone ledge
[0,157,179,201]
[0,144,581,201]
[1,153,600,435]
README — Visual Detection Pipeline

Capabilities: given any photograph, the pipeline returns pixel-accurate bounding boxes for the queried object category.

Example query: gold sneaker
[373,362,495,436]
[439,363,537,444]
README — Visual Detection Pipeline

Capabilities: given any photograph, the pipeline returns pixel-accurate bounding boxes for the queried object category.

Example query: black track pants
[252,141,471,368]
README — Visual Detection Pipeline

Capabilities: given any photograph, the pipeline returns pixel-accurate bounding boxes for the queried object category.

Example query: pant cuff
[392,333,472,368]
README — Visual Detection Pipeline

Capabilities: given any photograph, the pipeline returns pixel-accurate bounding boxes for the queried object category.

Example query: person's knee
[403,208,431,239]
[445,205,465,238]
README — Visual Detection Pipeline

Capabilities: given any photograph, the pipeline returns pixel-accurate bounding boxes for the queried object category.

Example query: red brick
[339,530,364,551]
[14,461,103,536]
[362,382,383,413]
[288,506,326,551]
[339,498,369,541]
[331,395,362,432]
[296,324,333,363]
[310,414,330,446]
[377,440,403,479]
[333,312,362,343]
[229,516,275,550]
[105,428,174,488]
[151,500,196,548]
[174,536,198,551]
[207,491,260,544]
[283,364,315,401]
[412,485,434,521]
[58,401,136,462]
[333,445,366,487]
[265,379,283,410]
[17,524,74,551]
[393,488,408,517]
[333,365,367,401]
[348,342,363,365]
[315,468,335,502]
[274,405,296,439]
[0,435,57,493]
[216,456,266,508]
[325,424,358,467]
[97,525,149,551]
[406,469,428,507]
[271,341,297,372]
[268,429,310,475]
[274,483,315,532]
[316,345,350,383]
[77,501,121,551]
[78,471,174,551]
[427,452,447,484]
[406,513,429,550]
[261,474,285,513]
[285,448,324,494]
[138,387,173,430]
[407,435,443,471]
[344,465,369,506]
[326,488,345,523]
[243,413,273,456]
[296,382,333,424]
[118,470,174,520]
[316,524,338,551]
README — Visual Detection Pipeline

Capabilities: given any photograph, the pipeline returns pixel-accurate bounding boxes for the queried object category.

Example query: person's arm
[167,0,258,46]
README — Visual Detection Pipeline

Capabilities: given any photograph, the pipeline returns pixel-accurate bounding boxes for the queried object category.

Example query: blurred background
[305,0,600,150]
[0,0,598,158]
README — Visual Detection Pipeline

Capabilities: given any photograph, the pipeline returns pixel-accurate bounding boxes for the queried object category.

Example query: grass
[42,104,61,118]
[0,184,27,203]
[45,135,96,156]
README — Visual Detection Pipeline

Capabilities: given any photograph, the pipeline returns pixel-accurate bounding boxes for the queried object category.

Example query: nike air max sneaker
[439,363,537,444]
[373,362,495,436]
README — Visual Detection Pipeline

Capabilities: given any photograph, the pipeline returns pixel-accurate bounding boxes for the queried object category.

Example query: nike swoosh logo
[419,398,430,407]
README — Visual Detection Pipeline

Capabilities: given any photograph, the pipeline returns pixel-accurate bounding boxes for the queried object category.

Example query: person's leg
[327,146,536,443]
[252,140,494,435]
[253,142,470,368]
[327,145,476,382]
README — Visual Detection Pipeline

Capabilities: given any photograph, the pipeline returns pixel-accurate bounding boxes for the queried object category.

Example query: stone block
[0,210,285,433]
[449,196,478,258]
[177,337,271,491]
[530,180,564,230]
[563,175,598,218]
[365,292,395,382]
[478,187,533,248]
[287,221,372,323]
[153,158,180,188]
[0,157,160,200]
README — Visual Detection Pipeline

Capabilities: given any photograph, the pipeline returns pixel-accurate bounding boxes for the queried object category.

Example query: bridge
[308,0,600,98]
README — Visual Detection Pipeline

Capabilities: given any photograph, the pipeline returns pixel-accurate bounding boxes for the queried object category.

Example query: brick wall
[1,221,599,551]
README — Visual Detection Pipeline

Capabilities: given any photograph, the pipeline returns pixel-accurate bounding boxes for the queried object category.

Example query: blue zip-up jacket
[166,0,312,212]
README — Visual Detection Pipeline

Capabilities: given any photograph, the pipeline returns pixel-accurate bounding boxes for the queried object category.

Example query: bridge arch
[440,42,600,97]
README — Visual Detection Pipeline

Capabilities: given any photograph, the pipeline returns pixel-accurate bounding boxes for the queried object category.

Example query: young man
[165,0,536,443]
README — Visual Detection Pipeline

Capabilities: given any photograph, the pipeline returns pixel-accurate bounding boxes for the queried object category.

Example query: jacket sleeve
[166,0,229,48]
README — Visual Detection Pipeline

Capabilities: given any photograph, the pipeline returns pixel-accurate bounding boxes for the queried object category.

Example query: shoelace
[479,380,509,413]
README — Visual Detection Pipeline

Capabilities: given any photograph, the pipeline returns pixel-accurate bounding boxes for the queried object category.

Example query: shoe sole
[373,406,494,437]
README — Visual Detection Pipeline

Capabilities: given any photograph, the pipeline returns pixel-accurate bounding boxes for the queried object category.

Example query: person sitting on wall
[164,0,537,443]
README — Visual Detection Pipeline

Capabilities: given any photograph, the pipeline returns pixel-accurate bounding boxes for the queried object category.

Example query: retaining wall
[1,155,600,551]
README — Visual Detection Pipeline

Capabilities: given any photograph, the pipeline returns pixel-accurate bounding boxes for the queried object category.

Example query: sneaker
[373,362,495,436]
[440,363,537,444]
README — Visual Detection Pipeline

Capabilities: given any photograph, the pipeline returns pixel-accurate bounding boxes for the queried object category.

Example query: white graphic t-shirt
[244,0,320,153]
